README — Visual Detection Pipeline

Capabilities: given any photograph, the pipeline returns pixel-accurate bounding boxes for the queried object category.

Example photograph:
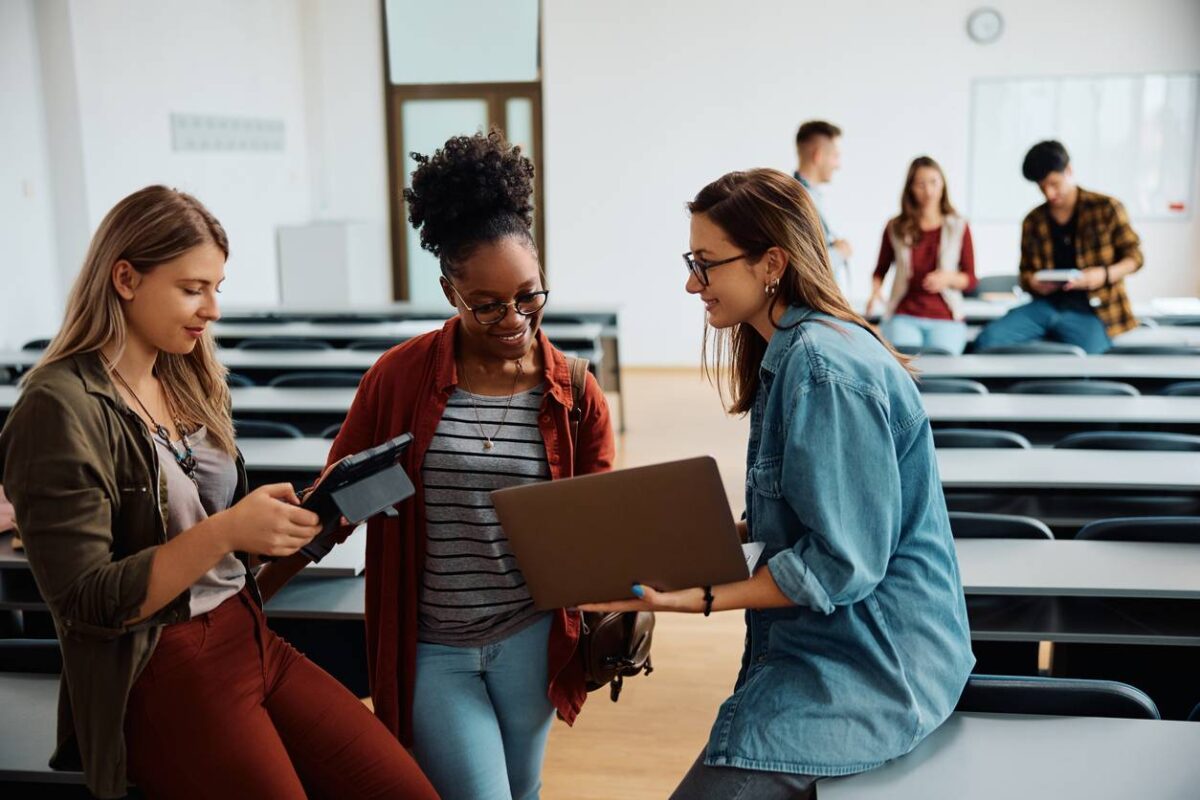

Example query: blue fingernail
[631,584,644,598]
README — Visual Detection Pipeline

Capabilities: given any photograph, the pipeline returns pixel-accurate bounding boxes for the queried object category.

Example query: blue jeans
[881,314,969,354]
[975,297,1111,354]
[411,614,555,800]
[670,750,818,799]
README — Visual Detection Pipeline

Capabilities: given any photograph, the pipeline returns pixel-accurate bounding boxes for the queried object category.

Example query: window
[382,0,544,303]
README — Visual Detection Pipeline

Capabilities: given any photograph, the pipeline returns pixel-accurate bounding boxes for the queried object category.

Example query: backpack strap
[565,356,589,473]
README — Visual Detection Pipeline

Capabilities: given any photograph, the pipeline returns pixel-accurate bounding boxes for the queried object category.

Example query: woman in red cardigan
[260,131,614,800]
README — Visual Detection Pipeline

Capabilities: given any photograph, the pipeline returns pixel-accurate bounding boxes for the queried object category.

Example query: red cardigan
[327,316,615,745]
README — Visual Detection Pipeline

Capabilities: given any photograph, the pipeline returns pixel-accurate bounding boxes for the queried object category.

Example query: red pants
[124,588,438,799]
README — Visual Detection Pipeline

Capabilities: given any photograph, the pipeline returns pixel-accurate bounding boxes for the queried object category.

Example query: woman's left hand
[579,584,706,614]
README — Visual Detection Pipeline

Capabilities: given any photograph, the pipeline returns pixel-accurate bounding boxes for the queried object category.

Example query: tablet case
[299,435,416,562]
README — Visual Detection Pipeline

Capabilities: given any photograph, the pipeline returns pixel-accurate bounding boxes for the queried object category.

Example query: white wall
[541,0,1200,365]
[65,0,314,310]
[0,0,62,351]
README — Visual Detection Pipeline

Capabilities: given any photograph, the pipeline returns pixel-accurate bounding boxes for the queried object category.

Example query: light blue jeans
[881,314,969,354]
[411,614,555,800]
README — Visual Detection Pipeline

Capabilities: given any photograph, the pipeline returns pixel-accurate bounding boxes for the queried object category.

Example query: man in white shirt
[794,120,852,295]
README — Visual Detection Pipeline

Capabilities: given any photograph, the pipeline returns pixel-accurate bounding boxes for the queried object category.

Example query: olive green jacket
[0,352,254,799]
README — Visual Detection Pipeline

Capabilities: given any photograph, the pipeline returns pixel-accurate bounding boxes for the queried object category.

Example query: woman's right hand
[216,483,322,557]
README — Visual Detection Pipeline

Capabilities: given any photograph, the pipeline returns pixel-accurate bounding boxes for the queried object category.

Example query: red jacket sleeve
[959,223,978,293]
[873,226,895,281]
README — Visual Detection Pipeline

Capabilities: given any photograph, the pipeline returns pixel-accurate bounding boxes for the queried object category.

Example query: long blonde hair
[25,186,237,455]
[689,168,914,414]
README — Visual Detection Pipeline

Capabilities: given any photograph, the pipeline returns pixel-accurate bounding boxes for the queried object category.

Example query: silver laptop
[492,456,749,609]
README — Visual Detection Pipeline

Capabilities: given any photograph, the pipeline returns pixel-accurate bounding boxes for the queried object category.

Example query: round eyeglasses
[448,283,550,325]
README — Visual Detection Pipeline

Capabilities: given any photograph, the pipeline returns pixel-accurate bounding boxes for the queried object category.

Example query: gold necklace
[457,358,524,450]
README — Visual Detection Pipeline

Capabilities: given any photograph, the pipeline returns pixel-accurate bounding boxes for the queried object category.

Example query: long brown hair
[25,186,237,455]
[689,169,913,414]
[892,155,957,246]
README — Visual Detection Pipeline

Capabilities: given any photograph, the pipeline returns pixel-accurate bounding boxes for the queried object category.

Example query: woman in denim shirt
[583,169,974,799]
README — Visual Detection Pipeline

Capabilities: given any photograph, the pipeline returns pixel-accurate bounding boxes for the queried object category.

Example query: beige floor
[540,368,754,799]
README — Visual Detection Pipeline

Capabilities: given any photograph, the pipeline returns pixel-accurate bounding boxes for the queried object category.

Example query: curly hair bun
[404,129,535,265]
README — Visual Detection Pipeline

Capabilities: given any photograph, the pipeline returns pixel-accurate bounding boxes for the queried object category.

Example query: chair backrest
[233,419,305,439]
[346,339,400,352]
[1161,381,1200,397]
[1189,702,1200,722]
[1007,379,1140,396]
[935,428,1032,449]
[0,639,63,674]
[21,339,50,352]
[956,675,1160,720]
[917,378,989,395]
[967,275,1020,298]
[1075,516,1200,543]
[1054,431,1200,452]
[977,342,1087,356]
[224,372,255,388]
[1106,344,1200,356]
[236,338,333,351]
[320,423,342,440]
[949,511,1054,539]
[896,344,954,356]
[268,371,363,389]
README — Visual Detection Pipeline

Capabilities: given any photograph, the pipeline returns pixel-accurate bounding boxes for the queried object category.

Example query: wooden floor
[541,368,753,799]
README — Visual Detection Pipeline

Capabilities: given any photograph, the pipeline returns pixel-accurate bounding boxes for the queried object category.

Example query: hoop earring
[765,279,779,296]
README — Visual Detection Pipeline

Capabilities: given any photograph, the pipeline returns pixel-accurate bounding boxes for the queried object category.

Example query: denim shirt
[704,305,974,777]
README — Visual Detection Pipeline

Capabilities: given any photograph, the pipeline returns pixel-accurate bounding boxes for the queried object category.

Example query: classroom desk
[924,393,1200,442]
[214,319,604,350]
[914,354,1199,393]
[956,538,1200,648]
[0,673,82,784]
[936,448,1200,492]
[957,539,1200,600]
[818,712,1200,800]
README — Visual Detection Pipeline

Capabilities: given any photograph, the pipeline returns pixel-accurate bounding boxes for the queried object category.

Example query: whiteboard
[969,73,1199,222]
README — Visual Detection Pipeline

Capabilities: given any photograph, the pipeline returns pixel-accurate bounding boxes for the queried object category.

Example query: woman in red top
[867,156,977,354]
[260,131,614,800]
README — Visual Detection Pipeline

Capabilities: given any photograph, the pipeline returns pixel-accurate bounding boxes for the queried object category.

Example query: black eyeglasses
[683,251,749,286]
[448,283,550,325]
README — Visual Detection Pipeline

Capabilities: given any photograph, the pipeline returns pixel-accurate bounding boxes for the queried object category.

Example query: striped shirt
[418,383,550,646]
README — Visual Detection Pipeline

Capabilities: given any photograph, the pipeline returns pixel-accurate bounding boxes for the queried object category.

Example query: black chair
[1053,431,1200,451]
[977,342,1087,357]
[966,275,1020,298]
[896,345,954,356]
[949,511,1054,539]
[935,428,1032,449]
[21,338,51,351]
[1106,344,1200,356]
[236,338,333,351]
[233,419,304,439]
[1007,379,1140,396]
[0,639,62,673]
[268,371,363,389]
[956,675,1160,719]
[1161,381,1200,396]
[1056,516,1200,719]
[225,372,255,388]
[347,339,400,352]
[1076,516,1200,543]
[917,378,989,395]
[320,423,342,440]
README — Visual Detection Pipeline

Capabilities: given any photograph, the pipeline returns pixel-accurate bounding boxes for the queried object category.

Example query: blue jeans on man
[974,293,1111,354]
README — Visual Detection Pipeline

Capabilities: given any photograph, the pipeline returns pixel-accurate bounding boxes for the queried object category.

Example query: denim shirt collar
[760,304,815,377]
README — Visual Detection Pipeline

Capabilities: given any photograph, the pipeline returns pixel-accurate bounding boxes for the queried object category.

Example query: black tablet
[298,433,415,562]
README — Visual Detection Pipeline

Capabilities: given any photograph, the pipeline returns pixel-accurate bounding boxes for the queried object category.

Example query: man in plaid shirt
[975,140,1143,354]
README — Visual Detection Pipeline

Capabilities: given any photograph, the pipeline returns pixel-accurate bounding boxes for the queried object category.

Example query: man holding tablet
[975,140,1144,354]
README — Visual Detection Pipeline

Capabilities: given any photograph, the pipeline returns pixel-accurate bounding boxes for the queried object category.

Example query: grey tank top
[153,426,246,617]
